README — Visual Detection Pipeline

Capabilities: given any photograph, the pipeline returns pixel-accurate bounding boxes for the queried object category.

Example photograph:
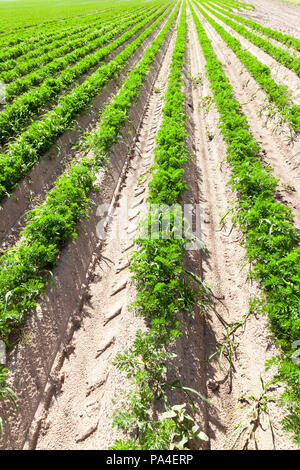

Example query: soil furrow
[0,8,179,450]
[205,4,300,60]
[239,0,300,38]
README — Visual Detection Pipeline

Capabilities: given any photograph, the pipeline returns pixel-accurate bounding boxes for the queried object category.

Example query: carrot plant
[0,4,172,201]
[200,1,300,77]
[0,6,165,143]
[0,6,151,80]
[0,6,137,61]
[1,11,148,86]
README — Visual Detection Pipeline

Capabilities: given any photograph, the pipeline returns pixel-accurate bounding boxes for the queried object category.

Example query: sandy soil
[195,4,300,233]
[240,0,300,38]
[0,5,177,451]
[0,8,171,251]
[208,5,300,60]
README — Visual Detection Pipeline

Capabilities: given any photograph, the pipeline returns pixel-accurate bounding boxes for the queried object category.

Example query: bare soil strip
[1,1,299,451]
[199,3,300,105]
[25,4,299,450]
[239,0,300,38]
[206,3,300,59]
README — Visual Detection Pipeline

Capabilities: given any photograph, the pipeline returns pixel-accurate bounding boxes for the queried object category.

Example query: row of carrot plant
[0,4,152,53]
[0,7,125,62]
[0,14,112,77]
[110,2,210,450]
[194,1,300,133]
[0,6,164,142]
[190,0,300,445]
[0,5,172,201]
[0,0,179,433]
[0,8,150,82]
[200,1,300,76]
[206,0,300,52]
[2,7,157,102]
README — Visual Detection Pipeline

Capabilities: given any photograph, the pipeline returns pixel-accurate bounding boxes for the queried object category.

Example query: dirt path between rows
[0,6,179,451]
[0,7,171,251]
[205,2,300,59]
[1,0,299,451]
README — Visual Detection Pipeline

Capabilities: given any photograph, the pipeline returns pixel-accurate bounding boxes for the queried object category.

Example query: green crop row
[0,6,167,154]
[110,3,210,450]
[0,7,126,62]
[206,0,233,11]
[0,4,154,54]
[190,0,300,445]
[0,1,178,432]
[194,1,300,133]
[201,1,300,76]
[2,7,156,102]
[206,0,300,52]
[0,4,150,51]
[0,14,97,50]
[0,2,177,336]
[0,7,151,81]
[0,16,108,76]
[210,0,254,11]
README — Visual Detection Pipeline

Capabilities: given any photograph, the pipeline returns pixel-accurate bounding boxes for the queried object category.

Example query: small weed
[199,95,212,113]
[225,377,275,449]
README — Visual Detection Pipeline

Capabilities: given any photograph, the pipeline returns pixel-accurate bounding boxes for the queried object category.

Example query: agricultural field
[0,0,299,451]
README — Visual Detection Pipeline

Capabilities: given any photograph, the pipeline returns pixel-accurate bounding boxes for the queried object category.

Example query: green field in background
[0,0,149,32]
